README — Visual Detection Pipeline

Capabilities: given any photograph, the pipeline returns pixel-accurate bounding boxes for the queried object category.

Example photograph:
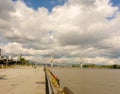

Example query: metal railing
[45,66,73,94]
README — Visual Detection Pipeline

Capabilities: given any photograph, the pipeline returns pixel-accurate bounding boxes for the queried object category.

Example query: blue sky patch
[13,0,67,12]
[111,0,120,7]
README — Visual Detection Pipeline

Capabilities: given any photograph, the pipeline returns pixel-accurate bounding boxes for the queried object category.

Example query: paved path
[0,67,45,94]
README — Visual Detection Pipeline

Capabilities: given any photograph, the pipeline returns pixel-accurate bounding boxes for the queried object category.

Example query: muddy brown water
[50,68,120,94]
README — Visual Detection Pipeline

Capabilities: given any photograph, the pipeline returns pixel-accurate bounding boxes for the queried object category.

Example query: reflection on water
[50,68,120,94]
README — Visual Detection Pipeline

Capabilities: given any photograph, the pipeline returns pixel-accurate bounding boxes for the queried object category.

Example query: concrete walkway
[0,67,45,94]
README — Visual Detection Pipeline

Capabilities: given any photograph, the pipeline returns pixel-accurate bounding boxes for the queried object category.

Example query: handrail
[45,66,73,94]
[45,66,64,94]
[45,70,54,94]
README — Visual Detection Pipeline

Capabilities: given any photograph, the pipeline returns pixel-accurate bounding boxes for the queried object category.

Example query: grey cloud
[96,41,120,59]
[4,33,35,43]
[0,0,15,20]
[0,0,15,34]
[108,49,120,58]
[57,30,109,47]
[68,0,95,6]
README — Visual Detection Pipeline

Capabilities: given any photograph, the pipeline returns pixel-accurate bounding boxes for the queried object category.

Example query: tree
[20,58,29,65]
[112,64,118,69]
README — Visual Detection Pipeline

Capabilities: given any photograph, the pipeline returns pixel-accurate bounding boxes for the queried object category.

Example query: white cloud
[0,0,120,64]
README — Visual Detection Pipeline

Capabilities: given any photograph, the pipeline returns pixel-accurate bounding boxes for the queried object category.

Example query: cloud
[0,0,120,64]
[0,0,15,34]
[0,0,15,20]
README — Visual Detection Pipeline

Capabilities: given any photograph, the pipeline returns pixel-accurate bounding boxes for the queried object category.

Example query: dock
[0,67,45,94]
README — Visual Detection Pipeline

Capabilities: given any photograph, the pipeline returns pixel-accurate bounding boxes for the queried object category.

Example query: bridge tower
[50,54,54,67]
[80,56,83,68]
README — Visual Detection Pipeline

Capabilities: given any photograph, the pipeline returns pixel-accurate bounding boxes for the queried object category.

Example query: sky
[0,0,120,64]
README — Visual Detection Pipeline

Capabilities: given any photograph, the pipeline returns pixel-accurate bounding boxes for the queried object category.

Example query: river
[50,68,120,94]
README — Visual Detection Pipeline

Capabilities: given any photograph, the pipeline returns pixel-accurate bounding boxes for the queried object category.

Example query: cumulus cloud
[0,0,120,64]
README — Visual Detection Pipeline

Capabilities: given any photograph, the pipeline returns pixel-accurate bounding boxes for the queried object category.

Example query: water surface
[50,68,120,94]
